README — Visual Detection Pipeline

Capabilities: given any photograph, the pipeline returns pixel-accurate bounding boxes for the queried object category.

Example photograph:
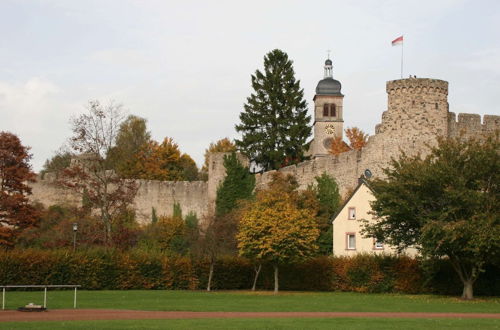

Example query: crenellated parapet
[448,112,500,139]
[386,78,448,96]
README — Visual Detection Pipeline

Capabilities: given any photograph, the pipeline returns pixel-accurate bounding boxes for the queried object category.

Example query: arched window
[323,104,329,117]
[330,104,336,117]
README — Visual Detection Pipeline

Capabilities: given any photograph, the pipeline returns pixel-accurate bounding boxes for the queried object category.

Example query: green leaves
[366,134,500,298]
[215,153,255,217]
[235,49,311,171]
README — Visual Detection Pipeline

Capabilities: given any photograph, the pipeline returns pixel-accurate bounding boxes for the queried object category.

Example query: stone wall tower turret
[376,78,449,143]
[311,57,344,157]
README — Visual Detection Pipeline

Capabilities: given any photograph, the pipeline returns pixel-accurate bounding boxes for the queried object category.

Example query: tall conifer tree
[235,49,311,171]
[215,153,255,217]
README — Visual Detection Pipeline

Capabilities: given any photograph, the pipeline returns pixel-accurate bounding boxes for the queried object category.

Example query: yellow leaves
[134,137,194,181]
[237,173,320,263]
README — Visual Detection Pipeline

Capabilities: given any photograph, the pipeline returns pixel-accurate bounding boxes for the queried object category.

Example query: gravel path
[1,310,499,322]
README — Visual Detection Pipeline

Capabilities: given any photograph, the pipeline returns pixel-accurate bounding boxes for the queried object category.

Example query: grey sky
[1,0,499,172]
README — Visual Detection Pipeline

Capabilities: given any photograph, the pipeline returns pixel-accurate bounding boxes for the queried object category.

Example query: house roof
[331,177,373,224]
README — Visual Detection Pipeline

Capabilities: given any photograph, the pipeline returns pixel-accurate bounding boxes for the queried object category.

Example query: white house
[331,178,417,256]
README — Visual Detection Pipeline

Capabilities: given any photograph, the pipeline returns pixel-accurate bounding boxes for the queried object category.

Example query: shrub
[0,249,497,295]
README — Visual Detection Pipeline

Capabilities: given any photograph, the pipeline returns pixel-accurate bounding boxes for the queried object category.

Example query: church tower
[312,57,344,157]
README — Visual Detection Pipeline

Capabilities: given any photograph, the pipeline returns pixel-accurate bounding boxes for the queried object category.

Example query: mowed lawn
[1,290,499,313]
[1,291,499,329]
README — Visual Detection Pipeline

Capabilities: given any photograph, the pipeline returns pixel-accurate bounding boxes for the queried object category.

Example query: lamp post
[72,223,78,251]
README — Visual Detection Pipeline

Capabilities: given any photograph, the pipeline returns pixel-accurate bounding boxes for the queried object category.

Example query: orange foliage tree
[329,127,368,155]
[0,131,40,247]
[135,137,198,181]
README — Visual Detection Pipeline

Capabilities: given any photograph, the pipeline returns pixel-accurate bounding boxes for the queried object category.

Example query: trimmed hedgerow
[0,249,497,295]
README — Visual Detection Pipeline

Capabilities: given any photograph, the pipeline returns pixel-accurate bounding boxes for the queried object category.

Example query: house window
[330,104,336,117]
[373,239,384,250]
[323,104,329,116]
[348,207,356,220]
[346,233,356,250]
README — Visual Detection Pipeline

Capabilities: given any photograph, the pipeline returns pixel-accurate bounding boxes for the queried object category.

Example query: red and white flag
[391,35,403,46]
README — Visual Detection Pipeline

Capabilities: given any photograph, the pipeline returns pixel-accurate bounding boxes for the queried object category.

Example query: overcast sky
[1,0,499,172]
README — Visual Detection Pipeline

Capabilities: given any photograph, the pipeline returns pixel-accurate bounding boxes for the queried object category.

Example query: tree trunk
[207,262,214,292]
[273,264,279,294]
[462,280,474,300]
[252,263,262,291]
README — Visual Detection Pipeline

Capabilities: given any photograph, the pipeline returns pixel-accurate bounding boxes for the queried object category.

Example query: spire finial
[327,49,331,59]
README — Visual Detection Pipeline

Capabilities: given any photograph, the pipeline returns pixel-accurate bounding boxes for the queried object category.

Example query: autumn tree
[215,152,255,217]
[0,132,40,247]
[58,100,138,245]
[195,213,239,291]
[329,127,368,155]
[235,49,311,171]
[135,138,199,181]
[201,138,236,174]
[40,150,73,178]
[364,135,500,300]
[107,115,151,178]
[237,173,319,293]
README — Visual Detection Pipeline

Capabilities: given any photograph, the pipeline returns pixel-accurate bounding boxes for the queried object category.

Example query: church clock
[324,124,335,135]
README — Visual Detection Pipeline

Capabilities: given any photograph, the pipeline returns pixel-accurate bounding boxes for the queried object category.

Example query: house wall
[332,183,417,256]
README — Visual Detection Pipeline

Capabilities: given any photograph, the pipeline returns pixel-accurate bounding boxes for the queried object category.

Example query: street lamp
[72,223,78,251]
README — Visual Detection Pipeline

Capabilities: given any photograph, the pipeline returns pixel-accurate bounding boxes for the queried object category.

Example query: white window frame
[346,233,356,250]
[348,207,356,220]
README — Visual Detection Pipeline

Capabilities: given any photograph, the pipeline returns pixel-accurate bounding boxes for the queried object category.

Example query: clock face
[325,124,335,135]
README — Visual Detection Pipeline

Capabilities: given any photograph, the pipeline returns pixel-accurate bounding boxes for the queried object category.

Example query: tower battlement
[377,78,450,138]
[386,78,448,95]
[448,112,500,139]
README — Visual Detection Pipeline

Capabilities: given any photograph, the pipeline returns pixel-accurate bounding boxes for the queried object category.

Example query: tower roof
[316,78,342,95]
[316,57,342,96]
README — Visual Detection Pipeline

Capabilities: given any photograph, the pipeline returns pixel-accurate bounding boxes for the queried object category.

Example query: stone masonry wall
[29,176,209,225]
[28,78,500,223]
[256,78,499,196]
[448,112,500,139]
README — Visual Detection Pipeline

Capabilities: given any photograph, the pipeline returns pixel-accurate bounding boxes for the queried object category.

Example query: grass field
[1,291,499,329]
[1,318,500,330]
[2,290,499,313]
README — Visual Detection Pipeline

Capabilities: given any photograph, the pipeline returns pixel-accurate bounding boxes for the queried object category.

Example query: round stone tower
[376,78,449,141]
[311,57,344,157]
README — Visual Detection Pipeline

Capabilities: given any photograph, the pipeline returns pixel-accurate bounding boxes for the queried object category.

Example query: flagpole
[400,37,404,79]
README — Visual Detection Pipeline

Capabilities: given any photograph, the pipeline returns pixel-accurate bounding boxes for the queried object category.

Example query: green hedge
[0,249,498,295]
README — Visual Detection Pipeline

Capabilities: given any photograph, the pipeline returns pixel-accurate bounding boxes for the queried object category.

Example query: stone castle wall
[255,78,499,195]
[29,175,209,224]
[29,78,500,223]
[448,112,500,139]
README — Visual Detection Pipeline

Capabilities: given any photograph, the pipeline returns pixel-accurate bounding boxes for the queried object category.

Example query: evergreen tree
[235,49,311,171]
[311,172,341,255]
[215,153,255,217]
